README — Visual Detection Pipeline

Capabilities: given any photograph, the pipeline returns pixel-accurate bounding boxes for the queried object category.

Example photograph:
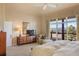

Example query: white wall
[11,17,38,37]
[0,4,5,31]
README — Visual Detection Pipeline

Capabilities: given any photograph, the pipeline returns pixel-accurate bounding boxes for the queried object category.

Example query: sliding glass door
[49,20,57,40]
[49,17,77,41]
[49,19,63,40]
[64,19,67,40]
[57,20,62,40]
[66,18,77,40]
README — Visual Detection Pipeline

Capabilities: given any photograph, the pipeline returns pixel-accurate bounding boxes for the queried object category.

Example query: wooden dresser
[0,32,6,56]
[17,35,36,45]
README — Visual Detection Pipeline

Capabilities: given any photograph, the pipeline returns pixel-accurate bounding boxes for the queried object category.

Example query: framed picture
[22,22,29,35]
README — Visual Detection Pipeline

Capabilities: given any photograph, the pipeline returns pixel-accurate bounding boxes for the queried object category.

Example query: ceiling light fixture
[33,3,57,10]
[42,3,57,10]
[43,4,47,10]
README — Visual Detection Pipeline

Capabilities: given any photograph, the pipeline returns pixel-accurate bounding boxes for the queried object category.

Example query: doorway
[4,21,12,47]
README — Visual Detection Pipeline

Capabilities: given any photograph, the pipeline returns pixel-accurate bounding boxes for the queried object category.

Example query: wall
[0,4,5,31]
[76,16,79,40]
[4,3,43,37]
[40,13,49,36]
[5,15,42,37]
[0,4,42,37]
[0,4,3,30]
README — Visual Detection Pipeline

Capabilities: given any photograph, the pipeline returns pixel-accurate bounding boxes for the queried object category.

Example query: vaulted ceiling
[5,3,78,17]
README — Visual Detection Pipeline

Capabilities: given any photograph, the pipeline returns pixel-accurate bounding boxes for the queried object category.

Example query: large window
[49,19,63,40]
[64,18,77,40]
[57,20,62,40]
[49,20,57,40]
[49,17,77,41]
[64,19,67,40]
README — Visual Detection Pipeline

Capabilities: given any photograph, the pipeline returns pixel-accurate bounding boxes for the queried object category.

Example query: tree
[67,25,75,41]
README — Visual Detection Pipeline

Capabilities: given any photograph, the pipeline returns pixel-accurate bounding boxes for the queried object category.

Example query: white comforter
[53,41,79,56]
[31,44,56,56]
[31,40,69,56]
[31,40,79,56]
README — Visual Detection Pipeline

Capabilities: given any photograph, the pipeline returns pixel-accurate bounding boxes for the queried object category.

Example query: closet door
[4,21,12,47]
[0,32,6,56]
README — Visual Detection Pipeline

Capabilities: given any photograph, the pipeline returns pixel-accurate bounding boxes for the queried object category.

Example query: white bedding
[31,40,79,56]
[31,40,60,56]
[53,46,79,56]
[31,45,56,56]
[31,40,69,56]
[53,41,79,56]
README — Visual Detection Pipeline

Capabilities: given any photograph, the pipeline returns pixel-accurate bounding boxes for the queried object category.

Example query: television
[26,30,35,36]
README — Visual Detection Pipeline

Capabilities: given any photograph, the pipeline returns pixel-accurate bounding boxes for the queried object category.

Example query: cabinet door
[0,32,6,56]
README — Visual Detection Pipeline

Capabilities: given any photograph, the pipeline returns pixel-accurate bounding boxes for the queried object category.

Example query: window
[65,18,77,40]
[49,19,63,40]
[57,20,62,40]
[49,20,57,40]
[49,17,77,41]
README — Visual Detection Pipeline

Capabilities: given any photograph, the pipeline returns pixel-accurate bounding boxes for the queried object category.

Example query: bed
[53,41,79,56]
[31,40,70,56]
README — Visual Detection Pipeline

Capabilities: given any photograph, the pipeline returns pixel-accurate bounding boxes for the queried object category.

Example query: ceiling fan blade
[47,4,57,8]
[32,3,43,7]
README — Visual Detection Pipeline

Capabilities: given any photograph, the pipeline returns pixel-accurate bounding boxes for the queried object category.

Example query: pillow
[54,40,70,46]
[66,41,79,48]
[43,39,53,43]
[31,45,56,56]
[43,42,62,50]
[53,48,73,56]
[53,45,79,56]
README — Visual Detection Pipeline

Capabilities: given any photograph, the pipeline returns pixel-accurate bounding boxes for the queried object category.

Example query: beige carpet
[6,43,38,56]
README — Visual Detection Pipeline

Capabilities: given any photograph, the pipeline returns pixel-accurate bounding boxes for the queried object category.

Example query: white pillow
[43,39,53,43]
[53,46,79,56]
[31,45,56,56]
[54,40,70,46]
[66,41,79,48]
[53,46,74,56]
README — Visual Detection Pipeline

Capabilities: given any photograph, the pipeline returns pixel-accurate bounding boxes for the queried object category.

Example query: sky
[50,18,77,29]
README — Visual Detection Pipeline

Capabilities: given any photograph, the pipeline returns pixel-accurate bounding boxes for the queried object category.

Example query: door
[4,21,12,47]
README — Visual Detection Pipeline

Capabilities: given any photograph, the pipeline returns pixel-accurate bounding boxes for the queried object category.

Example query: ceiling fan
[32,3,57,10]
[42,3,57,10]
